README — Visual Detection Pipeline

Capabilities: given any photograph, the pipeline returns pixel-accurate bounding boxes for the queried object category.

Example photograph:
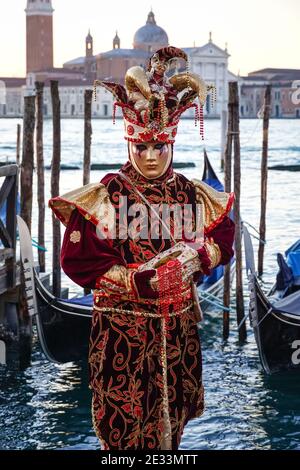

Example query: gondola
[268,164,300,172]
[18,152,235,364]
[243,225,300,374]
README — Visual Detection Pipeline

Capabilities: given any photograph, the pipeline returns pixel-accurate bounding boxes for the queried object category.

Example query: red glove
[96,265,158,301]
[192,245,212,282]
[134,269,158,300]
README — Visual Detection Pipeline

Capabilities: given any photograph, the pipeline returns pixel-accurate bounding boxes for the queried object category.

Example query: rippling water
[0,118,300,450]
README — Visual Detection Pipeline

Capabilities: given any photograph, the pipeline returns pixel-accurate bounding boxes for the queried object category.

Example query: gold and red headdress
[94,46,216,143]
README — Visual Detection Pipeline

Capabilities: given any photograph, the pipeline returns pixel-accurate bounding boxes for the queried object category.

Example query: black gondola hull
[250,275,300,374]
[35,273,91,363]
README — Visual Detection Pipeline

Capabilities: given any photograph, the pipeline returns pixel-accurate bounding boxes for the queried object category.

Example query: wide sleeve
[206,215,235,267]
[191,179,235,276]
[61,209,126,289]
[195,215,235,280]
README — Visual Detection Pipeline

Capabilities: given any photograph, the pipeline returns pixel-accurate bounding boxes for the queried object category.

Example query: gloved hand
[181,235,212,278]
[194,238,222,280]
[133,269,158,300]
[197,245,212,276]
[96,265,158,300]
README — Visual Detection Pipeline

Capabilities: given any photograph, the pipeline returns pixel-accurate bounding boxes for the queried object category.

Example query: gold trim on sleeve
[192,179,234,232]
[204,239,221,269]
[49,182,116,229]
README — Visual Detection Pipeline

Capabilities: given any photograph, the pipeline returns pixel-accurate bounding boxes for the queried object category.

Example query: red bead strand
[199,105,204,140]
[112,102,117,125]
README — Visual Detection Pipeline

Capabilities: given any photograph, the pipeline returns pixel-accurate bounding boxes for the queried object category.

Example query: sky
[0,0,299,77]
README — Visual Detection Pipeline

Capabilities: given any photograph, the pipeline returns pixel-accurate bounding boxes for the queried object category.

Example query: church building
[1,0,236,134]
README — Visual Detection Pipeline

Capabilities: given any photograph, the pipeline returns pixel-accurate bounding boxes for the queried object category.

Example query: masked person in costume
[49,46,235,450]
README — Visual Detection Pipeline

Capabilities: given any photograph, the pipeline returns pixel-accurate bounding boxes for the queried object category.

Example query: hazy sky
[1,0,299,77]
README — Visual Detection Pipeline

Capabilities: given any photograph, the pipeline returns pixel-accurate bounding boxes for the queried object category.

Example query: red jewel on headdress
[156,132,170,142]
[127,125,134,136]
[171,128,177,138]
[138,130,155,142]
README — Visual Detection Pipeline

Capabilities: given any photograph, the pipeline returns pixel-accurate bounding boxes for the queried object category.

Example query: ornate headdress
[94,46,216,143]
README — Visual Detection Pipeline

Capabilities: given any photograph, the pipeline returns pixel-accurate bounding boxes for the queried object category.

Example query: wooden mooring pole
[50,81,61,297]
[35,81,46,272]
[83,89,93,296]
[83,89,93,186]
[16,124,21,167]
[21,97,35,231]
[258,85,271,277]
[223,82,247,341]
[20,95,36,368]
[228,82,247,341]
[220,109,228,171]
[222,90,233,340]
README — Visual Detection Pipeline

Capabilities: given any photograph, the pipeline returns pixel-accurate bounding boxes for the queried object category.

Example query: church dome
[133,11,168,51]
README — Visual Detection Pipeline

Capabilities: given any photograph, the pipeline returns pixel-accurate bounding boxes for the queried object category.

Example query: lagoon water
[0,117,300,449]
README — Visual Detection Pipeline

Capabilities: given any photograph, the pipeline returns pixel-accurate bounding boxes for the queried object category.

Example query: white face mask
[128,141,172,180]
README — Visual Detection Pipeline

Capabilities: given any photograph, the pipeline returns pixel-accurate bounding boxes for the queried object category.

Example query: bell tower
[113,31,120,50]
[85,30,95,80]
[26,0,54,74]
[86,30,93,57]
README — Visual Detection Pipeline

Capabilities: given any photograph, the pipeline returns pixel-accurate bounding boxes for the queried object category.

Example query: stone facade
[240,69,300,118]
[183,38,233,119]
[0,78,26,117]
[1,6,235,126]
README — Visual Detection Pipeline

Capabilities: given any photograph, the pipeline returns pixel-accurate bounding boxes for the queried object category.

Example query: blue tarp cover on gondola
[271,289,300,316]
[66,294,93,306]
[287,252,300,278]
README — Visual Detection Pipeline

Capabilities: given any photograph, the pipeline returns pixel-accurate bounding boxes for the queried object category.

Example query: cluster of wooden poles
[21,81,93,299]
[19,80,271,342]
[223,82,271,341]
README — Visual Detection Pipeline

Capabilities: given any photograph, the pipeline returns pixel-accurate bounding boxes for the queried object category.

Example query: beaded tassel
[210,85,217,109]
[157,259,183,330]
[194,103,200,127]
[112,102,117,125]
[186,56,191,91]
[93,82,97,102]
[199,105,204,140]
